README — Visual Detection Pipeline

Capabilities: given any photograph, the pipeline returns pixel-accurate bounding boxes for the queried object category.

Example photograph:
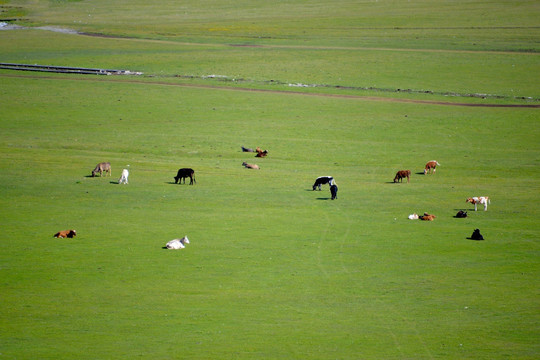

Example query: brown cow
[255,147,268,157]
[92,162,111,177]
[424,160,440,175]
[54,230,77,238]
[394,170,411,183]
[419,213,436,221]
[242,162,260,170]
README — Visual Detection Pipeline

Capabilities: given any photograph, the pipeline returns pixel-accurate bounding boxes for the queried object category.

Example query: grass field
[1,1,539,359]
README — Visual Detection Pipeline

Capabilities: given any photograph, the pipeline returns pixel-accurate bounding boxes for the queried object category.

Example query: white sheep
[165,236,190,250]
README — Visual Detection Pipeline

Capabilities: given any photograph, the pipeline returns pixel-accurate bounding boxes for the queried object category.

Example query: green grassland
[1,0,539,359]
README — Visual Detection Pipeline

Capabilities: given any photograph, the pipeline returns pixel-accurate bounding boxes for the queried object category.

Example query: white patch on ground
[0,22,79,34]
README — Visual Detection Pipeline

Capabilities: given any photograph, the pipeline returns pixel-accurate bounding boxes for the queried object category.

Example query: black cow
[330,184,338,200]
[469,229,484,241]
[174,168,196,185]
[313,176,334,191]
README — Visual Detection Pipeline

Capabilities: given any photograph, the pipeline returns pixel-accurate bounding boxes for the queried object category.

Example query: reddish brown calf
[419,213,436,221]
[54,230,77,238]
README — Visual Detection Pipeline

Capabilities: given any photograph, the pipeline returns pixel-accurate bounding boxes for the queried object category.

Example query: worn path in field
[3,27,539,107]
[81,30,539,56]
[3,72,539,108]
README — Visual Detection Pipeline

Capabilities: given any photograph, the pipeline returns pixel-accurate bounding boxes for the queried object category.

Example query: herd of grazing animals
[398,160,490,238]
[53,157,490,242]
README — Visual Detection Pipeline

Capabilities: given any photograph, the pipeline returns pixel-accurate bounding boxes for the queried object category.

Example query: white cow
[466,196,490,211]
[166,236,190,250]
[118,168,129,184]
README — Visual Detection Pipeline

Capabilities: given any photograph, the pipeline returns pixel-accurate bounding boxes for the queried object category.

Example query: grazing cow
[174,168,196,185]
[242,162,259,170]
[241,146,255,152]
[408,213,419,220]
[455,210,468,218]
[54,229,77,238]
[470,229,484,241]
[312,176,334,190]
[424,160,440,175]
[419,213,436,221]
[92,162,111,177]
[166,236,190,250]
[118,169,129,184]
[466,196,490,211]
[330,184,338,200]
[255,147,268,157]
[394,170,411,183]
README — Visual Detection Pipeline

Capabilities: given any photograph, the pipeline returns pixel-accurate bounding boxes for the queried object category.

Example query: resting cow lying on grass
[242,162,260,169]
[419,213,436,221]
[54,230,77,238]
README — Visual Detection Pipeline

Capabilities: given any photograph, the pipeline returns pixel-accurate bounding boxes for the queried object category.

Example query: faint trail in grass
[2,73,539,108]
[412,324,435,359]
[296,188,331,278]
[388,330,406,358]
[80,30,540,55]
[315,201,331,279]
[337,205,352,275]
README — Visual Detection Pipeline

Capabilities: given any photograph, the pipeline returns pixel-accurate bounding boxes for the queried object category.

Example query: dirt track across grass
[2,72,539,108]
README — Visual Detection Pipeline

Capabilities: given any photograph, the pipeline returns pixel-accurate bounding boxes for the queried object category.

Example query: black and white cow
[312,176,334,191]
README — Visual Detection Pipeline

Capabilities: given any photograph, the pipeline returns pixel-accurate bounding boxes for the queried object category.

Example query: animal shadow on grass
[110,181,120,184]
[415,172,425,175]
[316,197,331,200]
[454,207,477,212]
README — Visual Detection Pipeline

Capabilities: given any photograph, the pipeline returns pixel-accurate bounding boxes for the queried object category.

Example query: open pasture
[1,0,539,358]
[1,74,538,359]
